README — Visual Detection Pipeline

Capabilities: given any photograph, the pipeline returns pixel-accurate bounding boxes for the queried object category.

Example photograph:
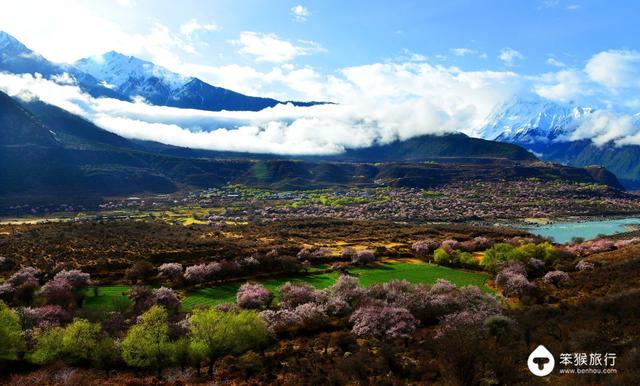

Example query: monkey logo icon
[528,345,555,376]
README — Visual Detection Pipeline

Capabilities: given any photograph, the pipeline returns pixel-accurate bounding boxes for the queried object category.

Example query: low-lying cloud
[1,49,640,153]
[0,60,523,155]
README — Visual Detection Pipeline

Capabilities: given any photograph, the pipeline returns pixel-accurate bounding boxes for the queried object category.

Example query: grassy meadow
[84,259,491,312]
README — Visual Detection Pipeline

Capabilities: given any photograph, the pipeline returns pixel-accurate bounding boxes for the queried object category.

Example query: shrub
[158,263,183,279]
[126,286,154,313]
[543,270,570,286]
[122,305,173,377]
[340,247,357,260]
[433,248,453,264]
[484,315,515,341]
[366,280,436,322]
[435,310,495,340]
[495,262,531,297]
[239,256,260,274]
[614,238,640,248]
[39,279,74,307]
[297,247,331,261]
[20,305,70,329]
[352,250,376,265]
[236,283,273,309]
[440,239,460,255]
[324,275,365,306]
[279,282,318,309]
[527,258,546,277]
[411,239,439,258]
[459,237,494,253]
[0,256,15,272]
[151,287,180,313]
[0,301,24,361]
[184,264,210,283]
[575,260,595,271]
[184,262,222,283]
[260,309,302,336]
[61,319,101,365]
[190,309,268,376]
[53,270,90,290]
[294,302,329,331]
[564,238,616,256]
[456,286,500,316]
[218,260,240,277]
[473,236,494,250]
[6,267,40,287]
[30,326,65,364]
[322,296,351,317]
[481,243,514,269]
[126,261,155,284]
[40,270,91,308]
[505,236,534,247]
[350,305,418,339]
[458,251,476,265]
[4,267,40,305]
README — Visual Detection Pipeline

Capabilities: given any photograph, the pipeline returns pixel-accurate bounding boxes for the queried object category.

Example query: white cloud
[449,48,487,59]
[291,5,310,22]
[450,48,475,56]
[540,0,560,8]
[0,1,202,66]
[585,50,640,89]
[115,0,133,7]
[232,31,325,63]
[533,69,588,102]
[566,4,581,10]
[0,59,522,155]
[570,110,637,146]
[546,57,566,67]
[499,48,525,66]
[179,19,220,36]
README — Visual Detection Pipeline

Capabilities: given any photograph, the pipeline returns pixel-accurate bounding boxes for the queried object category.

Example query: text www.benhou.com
[559,368,618,375]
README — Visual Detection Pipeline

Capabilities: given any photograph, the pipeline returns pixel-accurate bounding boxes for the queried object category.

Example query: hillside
[333,133,536,162]
[478,95,640,188]
[0,92,626,206]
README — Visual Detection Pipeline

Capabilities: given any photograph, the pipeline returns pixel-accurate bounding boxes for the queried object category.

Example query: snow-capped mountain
[0,31,323,112]
[0,31,124,99]
[477,95,640,188]
[0,30,65,76]
[480,96,593,147]
[74,51,284,111]
[0,30,34,58]
[74,51,188,105]
[73,50,326,111]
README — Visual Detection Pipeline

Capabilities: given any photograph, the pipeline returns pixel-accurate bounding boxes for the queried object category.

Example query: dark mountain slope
[332,133,537,162]
[0,93,626,206]
[19,99,138,150]
[168,78,282,112]
[0,91,58,146]
[527,140,640,189]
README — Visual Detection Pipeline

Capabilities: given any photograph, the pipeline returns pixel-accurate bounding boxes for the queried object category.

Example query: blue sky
[2,0,638,75]
[1,0,639,154]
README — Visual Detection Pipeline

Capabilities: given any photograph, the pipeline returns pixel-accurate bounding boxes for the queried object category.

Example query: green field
[84,260,490,312]
[84,285,132,312]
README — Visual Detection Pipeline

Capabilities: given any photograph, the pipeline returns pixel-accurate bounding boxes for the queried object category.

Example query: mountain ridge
[0,31,326,112]
[74,50,325,111]
[478,95,640,187]
[0,91,625,205]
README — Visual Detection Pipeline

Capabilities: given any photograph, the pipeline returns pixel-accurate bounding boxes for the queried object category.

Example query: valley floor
[3,179,640,226]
